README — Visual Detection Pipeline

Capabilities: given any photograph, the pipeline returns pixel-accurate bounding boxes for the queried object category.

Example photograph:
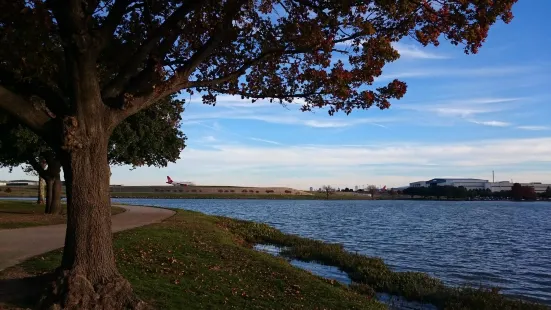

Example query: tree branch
[0,85,54,135]
[94,0,133,51]
[27,157,48,180]
[0,69,67,117]
[101,0,203,100]
[177,0,246,77]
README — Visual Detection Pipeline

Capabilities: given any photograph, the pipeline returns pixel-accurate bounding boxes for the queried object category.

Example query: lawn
[2,210,383,310]
[0,200,126,229]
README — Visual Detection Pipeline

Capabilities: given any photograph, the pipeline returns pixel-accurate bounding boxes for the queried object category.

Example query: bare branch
[0,86,54,134]
[101,0,203,100]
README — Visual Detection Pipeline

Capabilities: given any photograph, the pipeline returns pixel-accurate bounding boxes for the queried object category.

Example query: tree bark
[45,178,53,214]
[37,177,46,204]
[39,134,143,309]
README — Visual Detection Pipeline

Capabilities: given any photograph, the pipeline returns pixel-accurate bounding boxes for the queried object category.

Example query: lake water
[112,198,551,305]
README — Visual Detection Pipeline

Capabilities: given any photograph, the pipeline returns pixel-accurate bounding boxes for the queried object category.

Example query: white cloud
[101,136,551,188]
[378,66,532,81]
[249,137,281,145]
[398,97,523,118]
[469,120,511,127]
[183,111,396,129]
[391,42,449,60]
[517,126,549,131]
[201,135,217,142]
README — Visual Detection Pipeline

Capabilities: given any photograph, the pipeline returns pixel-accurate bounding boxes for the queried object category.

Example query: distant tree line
[402,184,551,201]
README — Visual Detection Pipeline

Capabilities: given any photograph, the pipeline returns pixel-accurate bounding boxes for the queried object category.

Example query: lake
[113,198,551,305]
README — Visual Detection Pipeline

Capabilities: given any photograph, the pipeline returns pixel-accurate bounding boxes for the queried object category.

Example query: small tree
[367,185,378,199]
[511,183,523,201]
[322,185,335,200]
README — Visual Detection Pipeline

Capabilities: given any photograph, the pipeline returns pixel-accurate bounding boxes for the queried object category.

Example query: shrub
[266,190,275,193]
[285,190,292,194]
[5,187,12,193]
[218,189,224,193]
[256,191,259,193]
[224,190,229,193]
[242,189,248,193]
[230,190,235,193]
[249,190,254,193]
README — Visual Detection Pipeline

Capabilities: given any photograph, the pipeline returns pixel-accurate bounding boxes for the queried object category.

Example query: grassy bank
[2,208,546,309]
[2,209,383,310]
[0,201,125,229]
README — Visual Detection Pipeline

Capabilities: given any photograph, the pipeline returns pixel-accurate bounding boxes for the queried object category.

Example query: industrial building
[409,178,551,193]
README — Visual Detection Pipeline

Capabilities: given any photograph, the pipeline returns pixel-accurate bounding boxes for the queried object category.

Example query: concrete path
[0,205,175,271]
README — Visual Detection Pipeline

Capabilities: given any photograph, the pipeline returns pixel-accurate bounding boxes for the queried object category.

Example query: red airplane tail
[166,176,173,184]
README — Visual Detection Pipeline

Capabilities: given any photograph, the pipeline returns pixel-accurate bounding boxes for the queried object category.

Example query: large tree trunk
[39,135,142,309]
[44,178,53,214]
[37,177,46,204]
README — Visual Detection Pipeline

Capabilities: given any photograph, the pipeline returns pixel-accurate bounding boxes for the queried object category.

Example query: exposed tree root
[38,269,151,310]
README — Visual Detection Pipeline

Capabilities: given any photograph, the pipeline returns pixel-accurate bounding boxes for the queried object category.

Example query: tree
[322,185,335,200]
[511,183,522,201]
[367,185,378,199]
[0,0,516,307]
[0,95,185,214]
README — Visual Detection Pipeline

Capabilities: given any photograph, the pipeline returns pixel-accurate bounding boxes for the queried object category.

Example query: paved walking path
[0,205,175,271]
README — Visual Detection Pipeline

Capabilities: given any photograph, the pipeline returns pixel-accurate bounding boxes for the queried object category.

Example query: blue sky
[2,1,551,190]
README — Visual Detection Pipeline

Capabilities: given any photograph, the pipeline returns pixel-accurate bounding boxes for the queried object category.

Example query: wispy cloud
[183,111,396,129]
[469,120,511,127]
[249,137,282,145]
[112,136,551,188]
[392,42,449,60]
[517,126,550,131]
[398,97,523,118]
[378,66,533,81]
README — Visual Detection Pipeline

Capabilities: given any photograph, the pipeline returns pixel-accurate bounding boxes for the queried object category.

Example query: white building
[488,181,551,193]
[409,178,489,190]
[409,178,551,193]
[0,181,6,186]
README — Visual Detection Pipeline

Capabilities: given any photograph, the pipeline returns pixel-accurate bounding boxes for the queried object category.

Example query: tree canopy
[0,95,186,173]
[0,0,517,131]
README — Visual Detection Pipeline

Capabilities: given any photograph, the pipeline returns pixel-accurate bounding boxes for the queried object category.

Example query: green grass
[0,200,126,229]
[10,210,383,310]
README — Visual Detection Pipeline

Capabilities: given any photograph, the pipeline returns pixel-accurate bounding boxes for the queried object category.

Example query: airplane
[166,176,195,186]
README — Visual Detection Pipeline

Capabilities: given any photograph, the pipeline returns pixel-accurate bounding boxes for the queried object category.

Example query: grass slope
[0,201,125,229]
[4,210,383,310]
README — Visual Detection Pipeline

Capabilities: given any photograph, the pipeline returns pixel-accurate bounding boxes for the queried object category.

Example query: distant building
[309,187,313,192]
[354,185,358,191]
[409,178,551,193]
[6,179,39,186]
[0,181,6,186]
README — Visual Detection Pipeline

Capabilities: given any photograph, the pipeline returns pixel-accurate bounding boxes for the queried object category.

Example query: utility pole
[492,170,495,183]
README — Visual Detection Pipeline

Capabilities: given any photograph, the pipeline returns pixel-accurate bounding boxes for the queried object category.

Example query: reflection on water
[113,198,551,305]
